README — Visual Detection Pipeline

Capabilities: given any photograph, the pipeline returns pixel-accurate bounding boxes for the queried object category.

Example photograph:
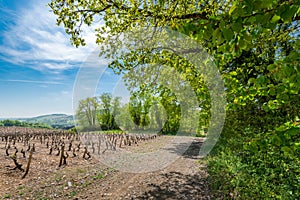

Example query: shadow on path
[135,171,210,200]
[182,140,204,159]
[131,138,210,200]
[163,138,204,159]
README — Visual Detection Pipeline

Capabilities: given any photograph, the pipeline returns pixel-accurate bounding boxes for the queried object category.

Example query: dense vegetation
[76,93,120,131]
[76,93,174,133]
[0,114,75,129]
[50,0,299,199]
[0,119,52,129]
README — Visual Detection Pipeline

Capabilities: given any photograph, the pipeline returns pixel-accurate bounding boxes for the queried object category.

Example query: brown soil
[0,136,211,200]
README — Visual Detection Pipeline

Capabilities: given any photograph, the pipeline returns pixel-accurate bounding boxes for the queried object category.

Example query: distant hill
[18,114,75,129]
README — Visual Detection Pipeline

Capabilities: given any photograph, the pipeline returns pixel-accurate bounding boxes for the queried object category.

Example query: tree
[97,93,112,129]
[97,93,121,130]
[115,103,136,131]
[148,101,168,132]
[76,94,122,130]
[76,97,99,129]
[50,0,299,130]
[111,96,121,128]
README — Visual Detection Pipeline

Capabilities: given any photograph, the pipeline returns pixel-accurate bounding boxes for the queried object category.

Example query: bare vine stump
[5,145,10,156]
[22,147,33,179]
[83,147,91,160]
[58,145,66,167]
[119,137,123,148]
[56,148,60,156]
[10,155,24,172]
[72,148,76,157]
[21,149,26,158]
[26,144,30,152]
[63,152,68,165]
[68,142,72,151]
[91,143,95,154]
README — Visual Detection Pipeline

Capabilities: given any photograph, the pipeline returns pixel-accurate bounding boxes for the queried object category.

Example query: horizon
[0,112,74,119]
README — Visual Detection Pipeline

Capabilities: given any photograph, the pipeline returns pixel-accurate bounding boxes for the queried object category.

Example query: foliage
[0,119,52,129]
[208,122,300,199]
[77,92,173,133]
[76,97,99,128]
[98,93,120,130]
[50,0,300,198]
[76,93,123,131]
[67,127,78,134]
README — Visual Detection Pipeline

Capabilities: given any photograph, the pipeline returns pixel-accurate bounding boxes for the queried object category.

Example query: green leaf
[267,64,277,71]
[280,5,298,23]
[238,38,247,50]
[247,16,256,24]
[285,127,300,136]
[255,14,272,25]
[253,0,273,9]
[281,146,294,156]
[229,4,237,16]
[268,87,276,96]
[271,135,282,146]
[276,124,290,132]
[271,15,281,23]
[223,28,234,41]
[256,75,265,85]
[248,78,256,84]
[213,28,224,44]
[231,19,243,32]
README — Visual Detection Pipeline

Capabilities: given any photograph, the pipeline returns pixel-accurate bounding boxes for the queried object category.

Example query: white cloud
[0,0,103,72]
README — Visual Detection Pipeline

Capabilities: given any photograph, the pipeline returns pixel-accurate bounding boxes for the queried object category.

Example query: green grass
[91,173,104,180]
[3,193,11,199]
[206,124,300,199]
[18,185,25,190]
[82,181,90,188]
[69,191,77,197]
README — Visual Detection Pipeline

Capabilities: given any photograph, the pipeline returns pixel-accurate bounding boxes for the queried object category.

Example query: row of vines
[0,126,158,179]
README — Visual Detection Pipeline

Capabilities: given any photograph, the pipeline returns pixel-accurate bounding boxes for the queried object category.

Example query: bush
[206,123,300,199]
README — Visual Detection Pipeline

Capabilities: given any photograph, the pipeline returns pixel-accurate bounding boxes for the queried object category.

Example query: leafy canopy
[50,0,300,198]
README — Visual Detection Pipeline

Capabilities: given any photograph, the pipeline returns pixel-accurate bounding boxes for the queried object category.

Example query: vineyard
[0,126,171,199]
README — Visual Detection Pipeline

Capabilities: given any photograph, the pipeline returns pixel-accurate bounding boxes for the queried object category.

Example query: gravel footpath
[87,136,212,200]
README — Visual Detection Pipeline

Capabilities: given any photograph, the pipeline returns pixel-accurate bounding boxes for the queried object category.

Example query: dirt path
[86,137,211,200]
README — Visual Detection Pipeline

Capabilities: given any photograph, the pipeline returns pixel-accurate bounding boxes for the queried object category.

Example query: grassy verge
[206,123,300,199]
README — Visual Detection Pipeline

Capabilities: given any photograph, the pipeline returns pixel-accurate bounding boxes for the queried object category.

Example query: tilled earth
[0,136,211,200]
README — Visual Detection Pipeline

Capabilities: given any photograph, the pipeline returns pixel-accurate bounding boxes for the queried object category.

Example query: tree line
[0,119,52,129]
[76,92,200,134]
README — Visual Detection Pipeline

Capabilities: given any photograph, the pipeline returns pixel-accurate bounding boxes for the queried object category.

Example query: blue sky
[0,0,121,118]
